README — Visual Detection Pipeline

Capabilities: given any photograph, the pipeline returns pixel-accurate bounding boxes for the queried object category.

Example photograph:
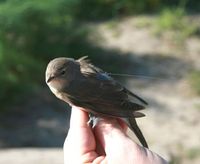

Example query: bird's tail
[127,118,148,148]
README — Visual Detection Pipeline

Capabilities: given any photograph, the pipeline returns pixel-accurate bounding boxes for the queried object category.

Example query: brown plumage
[45,56,148,148]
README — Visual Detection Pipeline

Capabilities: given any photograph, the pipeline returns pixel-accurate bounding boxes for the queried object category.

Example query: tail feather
[128,118,148,148]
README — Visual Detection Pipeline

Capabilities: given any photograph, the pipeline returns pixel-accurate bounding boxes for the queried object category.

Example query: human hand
[64,106,168,164]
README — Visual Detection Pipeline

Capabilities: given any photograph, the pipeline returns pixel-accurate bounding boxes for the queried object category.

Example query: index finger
[70,106,89,128]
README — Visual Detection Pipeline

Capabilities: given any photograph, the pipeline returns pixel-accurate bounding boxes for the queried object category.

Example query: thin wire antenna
[108,73,177,81]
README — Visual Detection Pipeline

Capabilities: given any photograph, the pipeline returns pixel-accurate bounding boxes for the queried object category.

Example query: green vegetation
[155,7,198,41]
[188,70,200,95]
[157,8,186,30]
[169,155,182,164]
[169,148,200,164]
[0,0,77,107]
[186,147,200,159]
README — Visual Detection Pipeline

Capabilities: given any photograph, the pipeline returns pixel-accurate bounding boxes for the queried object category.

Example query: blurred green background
[0,0,200,163]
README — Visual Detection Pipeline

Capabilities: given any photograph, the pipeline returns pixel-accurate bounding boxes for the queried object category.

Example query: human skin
[64,106,168,164]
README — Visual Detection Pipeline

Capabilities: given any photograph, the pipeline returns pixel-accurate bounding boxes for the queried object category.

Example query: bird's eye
[61,70,66,75]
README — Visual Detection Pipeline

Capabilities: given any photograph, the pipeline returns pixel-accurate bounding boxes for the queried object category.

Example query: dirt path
[0,148,63,164]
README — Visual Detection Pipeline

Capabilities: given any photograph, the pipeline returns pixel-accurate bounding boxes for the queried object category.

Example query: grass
[0,47,45,110]
[188,70,200,96]
[186,148,200,159]
[105,19,122,38]
[194,103,200,111]
[135,16,154,28]
[155,8,198,42]
[133,8,199,44]
[169,147,200,164]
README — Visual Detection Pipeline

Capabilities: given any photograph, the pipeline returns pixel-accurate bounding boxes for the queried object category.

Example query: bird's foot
[87,113,100,128]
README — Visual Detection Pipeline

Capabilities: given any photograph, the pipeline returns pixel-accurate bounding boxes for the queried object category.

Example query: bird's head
[45,57,78,91]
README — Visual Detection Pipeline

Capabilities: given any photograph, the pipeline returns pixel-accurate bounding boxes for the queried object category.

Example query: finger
[94,118,133,163]
[94,117,127,146]
[70,106,89,128]
[95,138,106,156]
[67,106,94,152]
[64,106,97,163]
[117,118,128,132]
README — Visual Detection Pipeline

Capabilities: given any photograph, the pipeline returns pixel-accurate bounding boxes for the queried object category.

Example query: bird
[45,56,148,148]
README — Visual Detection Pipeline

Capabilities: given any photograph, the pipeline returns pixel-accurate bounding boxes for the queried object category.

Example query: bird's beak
[46,75,55,83]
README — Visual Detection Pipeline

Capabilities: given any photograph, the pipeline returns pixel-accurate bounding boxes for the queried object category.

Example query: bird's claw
[87,113,99,128]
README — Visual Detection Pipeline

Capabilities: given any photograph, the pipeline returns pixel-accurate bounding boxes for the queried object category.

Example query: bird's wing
[77,56,148,105]
[67,73,145,117]
[77,56,103,75]
[59,57,146,117]
[123,87,148,105]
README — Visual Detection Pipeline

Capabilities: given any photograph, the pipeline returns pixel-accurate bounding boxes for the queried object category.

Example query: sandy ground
[0,148,63,164]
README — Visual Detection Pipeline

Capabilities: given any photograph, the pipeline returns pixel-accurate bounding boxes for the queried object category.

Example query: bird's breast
[49,86,64,100]
[49,85,73,105]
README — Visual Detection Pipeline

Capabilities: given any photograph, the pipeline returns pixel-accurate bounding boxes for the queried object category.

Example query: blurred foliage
[0,0,83,107]
[0,0,199,108]
[186,147,200,160]
[0,0,88,58]
[155,7,198,40]
[73,0,200,19]
[188,70,200,95]
[157,8,187,30]
[169,148,200,164]
[74,0,161,19]
[0,47,44,105]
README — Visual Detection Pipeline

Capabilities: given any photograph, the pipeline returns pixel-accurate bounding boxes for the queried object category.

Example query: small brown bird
[45,56,148,148]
